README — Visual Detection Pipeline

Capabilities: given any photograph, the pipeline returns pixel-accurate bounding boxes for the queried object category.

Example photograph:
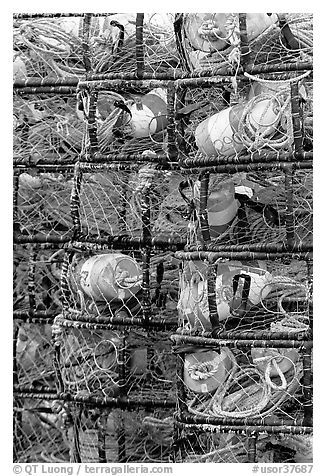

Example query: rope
[187,347,302,420]
[244,70,311,84]
[252,350,293,391]
[238,92,293,151]
[186,354,225,381]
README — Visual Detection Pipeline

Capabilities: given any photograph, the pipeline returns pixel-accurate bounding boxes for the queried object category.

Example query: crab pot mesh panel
[14,170,74,240]
[173,339,312,428]
[78,84,173,157]
[55,324,177,400]
[179,74,312,166]
[73,167,190,241]
[65,407,174,463]
[179,169,312,250]
[14,397,71,463]
[13,94,84,164]
[177,13,312,73]
[86,13,180,76]
[13,16,86,80]
[176,257,311,335]
[61,248,181,320]
[13,245,63,314]
[14,320,55,389]
[174,428,312,463]
[13,14,180,80]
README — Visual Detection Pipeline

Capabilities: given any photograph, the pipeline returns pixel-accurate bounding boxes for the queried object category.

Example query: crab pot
[14,167,75,242]
[78,253,142,303]
[80,85,171,156]
[177,13,312,73]
[177,255,311,334]
[67,406,175,463]
[13,396,71,463]
[13,93,83,164]
[171,333,312,463]
[195,97,285,159]
[54,318,177,401]
[13,14,180,80]
[186,169,312,249]
[55,325,123,398]
[13,245,63,315]
[14,319,54,390]
[178,70,312,168]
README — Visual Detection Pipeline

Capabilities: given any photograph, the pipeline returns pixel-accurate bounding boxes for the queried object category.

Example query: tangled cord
[15,19,84,77]
[187,347,302,419]
[238,91,292,151]
[61,336,120,389]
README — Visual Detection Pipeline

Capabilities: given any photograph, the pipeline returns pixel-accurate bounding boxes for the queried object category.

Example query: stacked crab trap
[13,13,313,464]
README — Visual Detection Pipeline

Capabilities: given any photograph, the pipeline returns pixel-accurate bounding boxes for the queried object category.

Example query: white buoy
[178,260,273,331]
[251,348,299,377]
[183,13,278,53]
[184,348,232,393]
[129,88,167,138]
[80,253,142,302]
[195,97,281,158]
[194,179,239,237]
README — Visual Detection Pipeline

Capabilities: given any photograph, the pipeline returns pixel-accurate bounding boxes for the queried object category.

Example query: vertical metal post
[136,14,145,78]
[175,84,188,161]
[284,167,295,248]
[82,13,93,74]
[247,432,258,463]
[290,81,304,153]
[306,259,313,331]
[71,163,83,240]
[239,14,251,69]
[167,81,177,162]
[98,412,108,463]
[13,172,20,230]
[28,245,37,312]
[199,172,211,245]
[302,342,313,427]
[87,90,99,156]
[141,189,152,323]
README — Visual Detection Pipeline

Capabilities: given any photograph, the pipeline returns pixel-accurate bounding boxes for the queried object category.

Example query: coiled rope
[187,347,302,419]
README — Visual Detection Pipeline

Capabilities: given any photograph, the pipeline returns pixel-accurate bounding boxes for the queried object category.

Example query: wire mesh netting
[14,163,195,243]
[54,323,177,400]
[13,245,63,314]
[13,93,83,164]
[178,13,312,73]
[64,407,174,463]
[175,342,311,425]
[13,397,71,462]
[13,11,313,466]
[175,169,313,250]
[13,14,312,81]
[176,258,311,335]
[13,14,180,80]
[14,320,55,390]
[174,429,312,463]
[61,248,180,321]
[178,74,313,167]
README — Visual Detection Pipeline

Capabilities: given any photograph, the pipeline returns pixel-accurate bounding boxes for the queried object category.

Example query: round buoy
[195,98,281,158]
[80,253,142,302]
[178,260,273,331]
[129,88,167,138]
[183,14,277,53]
[194,179,239,237]
[184,348,232,393]
[251,348,299,377]
[215,261,273,320]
